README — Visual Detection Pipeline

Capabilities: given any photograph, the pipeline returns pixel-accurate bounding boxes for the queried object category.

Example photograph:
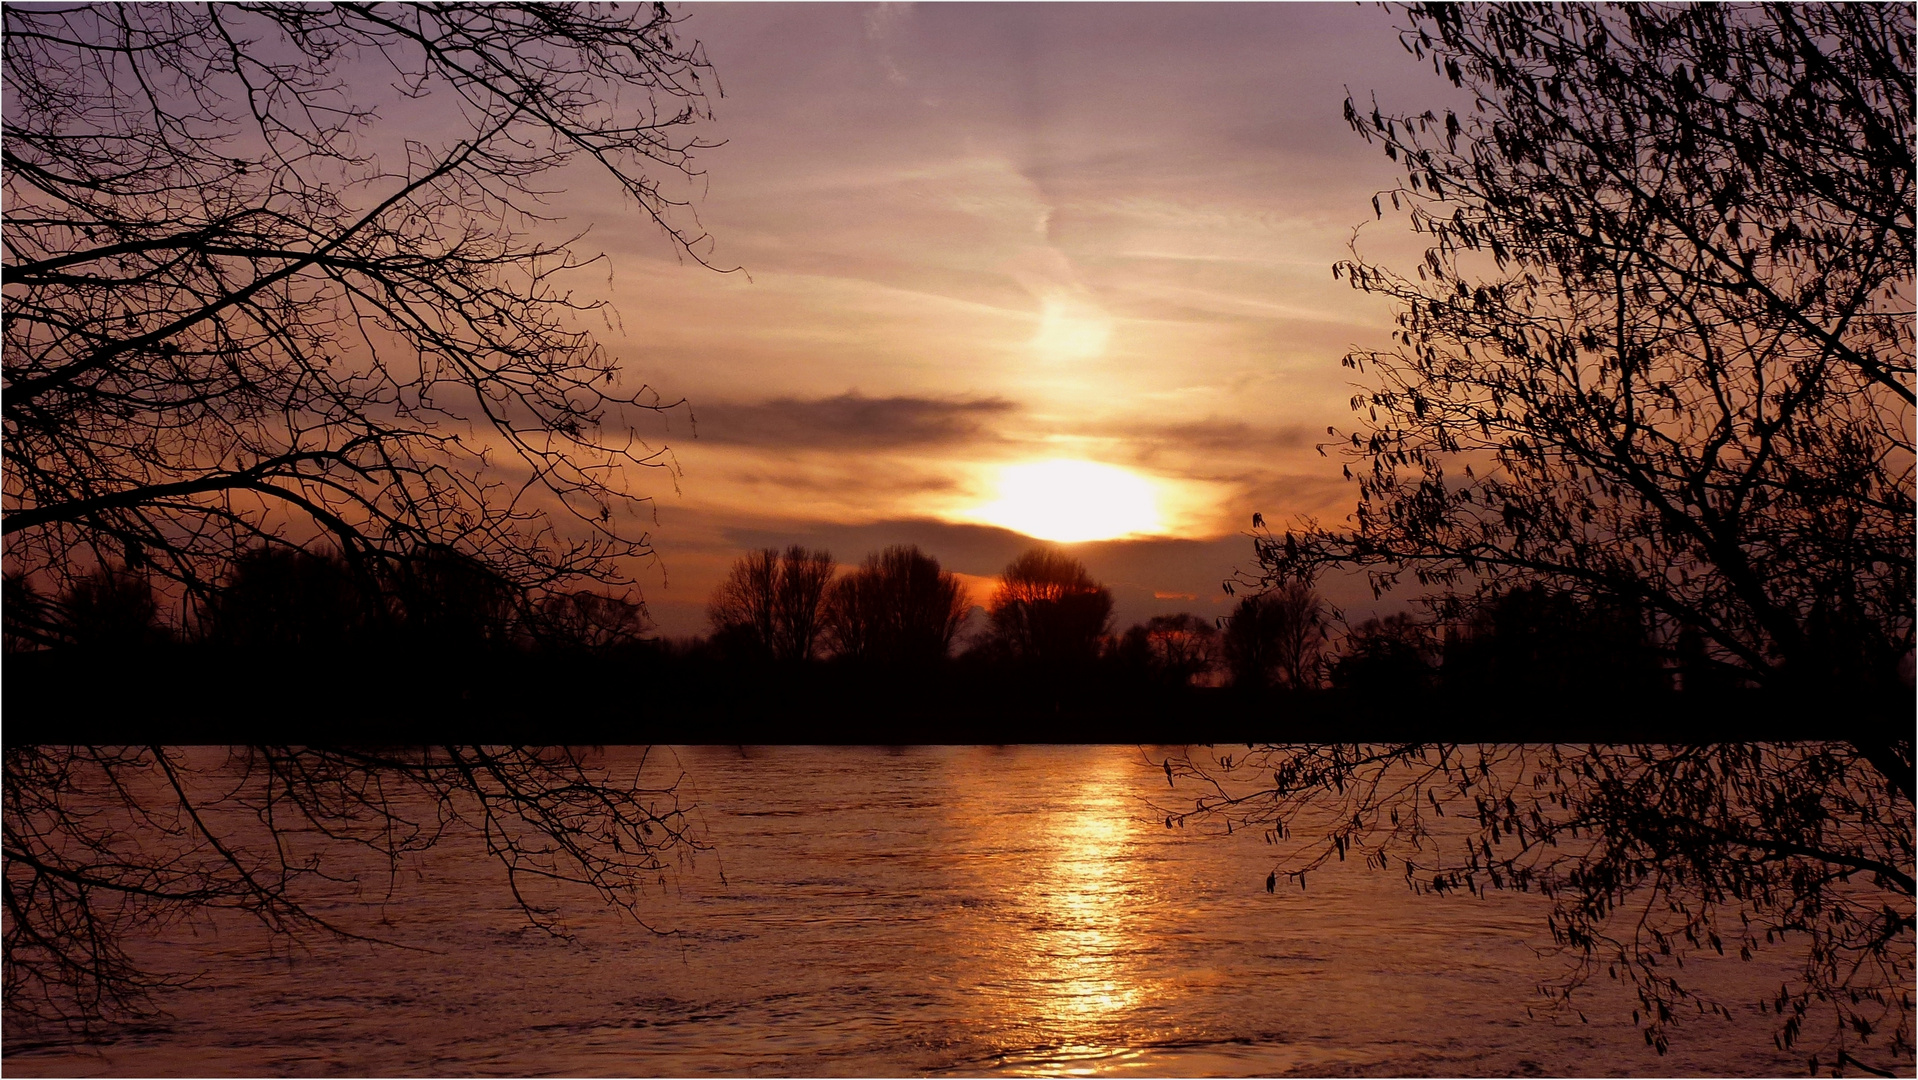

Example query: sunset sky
[569,3,1446,636]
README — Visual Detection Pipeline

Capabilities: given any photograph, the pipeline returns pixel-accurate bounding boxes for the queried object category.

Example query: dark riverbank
[5,645,1903,746]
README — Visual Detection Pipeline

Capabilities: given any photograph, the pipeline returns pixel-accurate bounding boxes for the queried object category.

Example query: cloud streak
[693,392,1016,451]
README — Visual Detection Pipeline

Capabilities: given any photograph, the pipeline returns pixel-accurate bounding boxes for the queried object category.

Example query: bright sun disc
[972,460,1164,543]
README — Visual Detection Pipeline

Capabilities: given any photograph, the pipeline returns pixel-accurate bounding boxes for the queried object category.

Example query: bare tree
[3,745,698,1032]
[771,546,837,663]
[707,545,836,663]
[1160,743,1914,1073]
[707,549,780,659]
[824,544,969,664]
[3,3,724,608]
[985,548,1113,667]
[1222,582,1327,691]
[1254,3,1913,705]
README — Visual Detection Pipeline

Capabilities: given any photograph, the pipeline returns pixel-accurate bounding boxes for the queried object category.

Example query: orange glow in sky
[578,3,1434,633]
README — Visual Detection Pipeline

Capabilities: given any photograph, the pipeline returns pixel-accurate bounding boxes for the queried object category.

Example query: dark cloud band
[693,392,1016,450]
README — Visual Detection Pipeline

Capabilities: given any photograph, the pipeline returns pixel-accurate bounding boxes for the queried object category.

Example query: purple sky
[565,3,1456,636]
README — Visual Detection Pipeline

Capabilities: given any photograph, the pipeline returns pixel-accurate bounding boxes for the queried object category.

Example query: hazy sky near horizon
[572,3,1449,635]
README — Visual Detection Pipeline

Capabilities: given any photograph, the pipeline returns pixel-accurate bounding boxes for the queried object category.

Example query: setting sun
[970,459,1164,543]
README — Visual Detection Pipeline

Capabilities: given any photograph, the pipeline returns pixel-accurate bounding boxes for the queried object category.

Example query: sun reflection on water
[932,748,1250,1075]
[1008,763,1152,1065]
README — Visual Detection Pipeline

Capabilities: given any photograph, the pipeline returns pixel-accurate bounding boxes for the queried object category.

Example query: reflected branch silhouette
[1158,742,1914,1070]
[2,745,697,1033]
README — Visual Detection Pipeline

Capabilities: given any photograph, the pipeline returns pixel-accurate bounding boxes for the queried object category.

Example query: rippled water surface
[9,745,1807,1076]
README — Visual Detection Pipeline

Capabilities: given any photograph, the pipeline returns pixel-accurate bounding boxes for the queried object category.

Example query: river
[6,745,1811,1076]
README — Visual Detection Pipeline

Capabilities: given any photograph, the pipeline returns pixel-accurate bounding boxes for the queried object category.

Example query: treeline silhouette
[6,546,654,738]
[6,547,647,657]
[688,544,1813,702]
[8,541,1898,743]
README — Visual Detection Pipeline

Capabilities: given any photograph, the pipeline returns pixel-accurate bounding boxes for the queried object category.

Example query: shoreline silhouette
[8,645,1901,746]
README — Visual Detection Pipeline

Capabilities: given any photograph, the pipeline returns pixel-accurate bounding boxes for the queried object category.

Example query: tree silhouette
[824,545,969,665]
[1253,3,1913,706]
[770,547,837,663]
[2,573,60,653]
[1440,585,1667,695]
[1222,582,1327,691]
[1326,612,1437,693]
[2,3,722,607]
[386,546,520,648]
[141,544,646,653]
[3,564,173,652]
[43,566,170,651]
[707,546,836,663]
[534,589,651,654]
[985,549,1113,667]
[198,548,378,649]
[1111,613,1222,688]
